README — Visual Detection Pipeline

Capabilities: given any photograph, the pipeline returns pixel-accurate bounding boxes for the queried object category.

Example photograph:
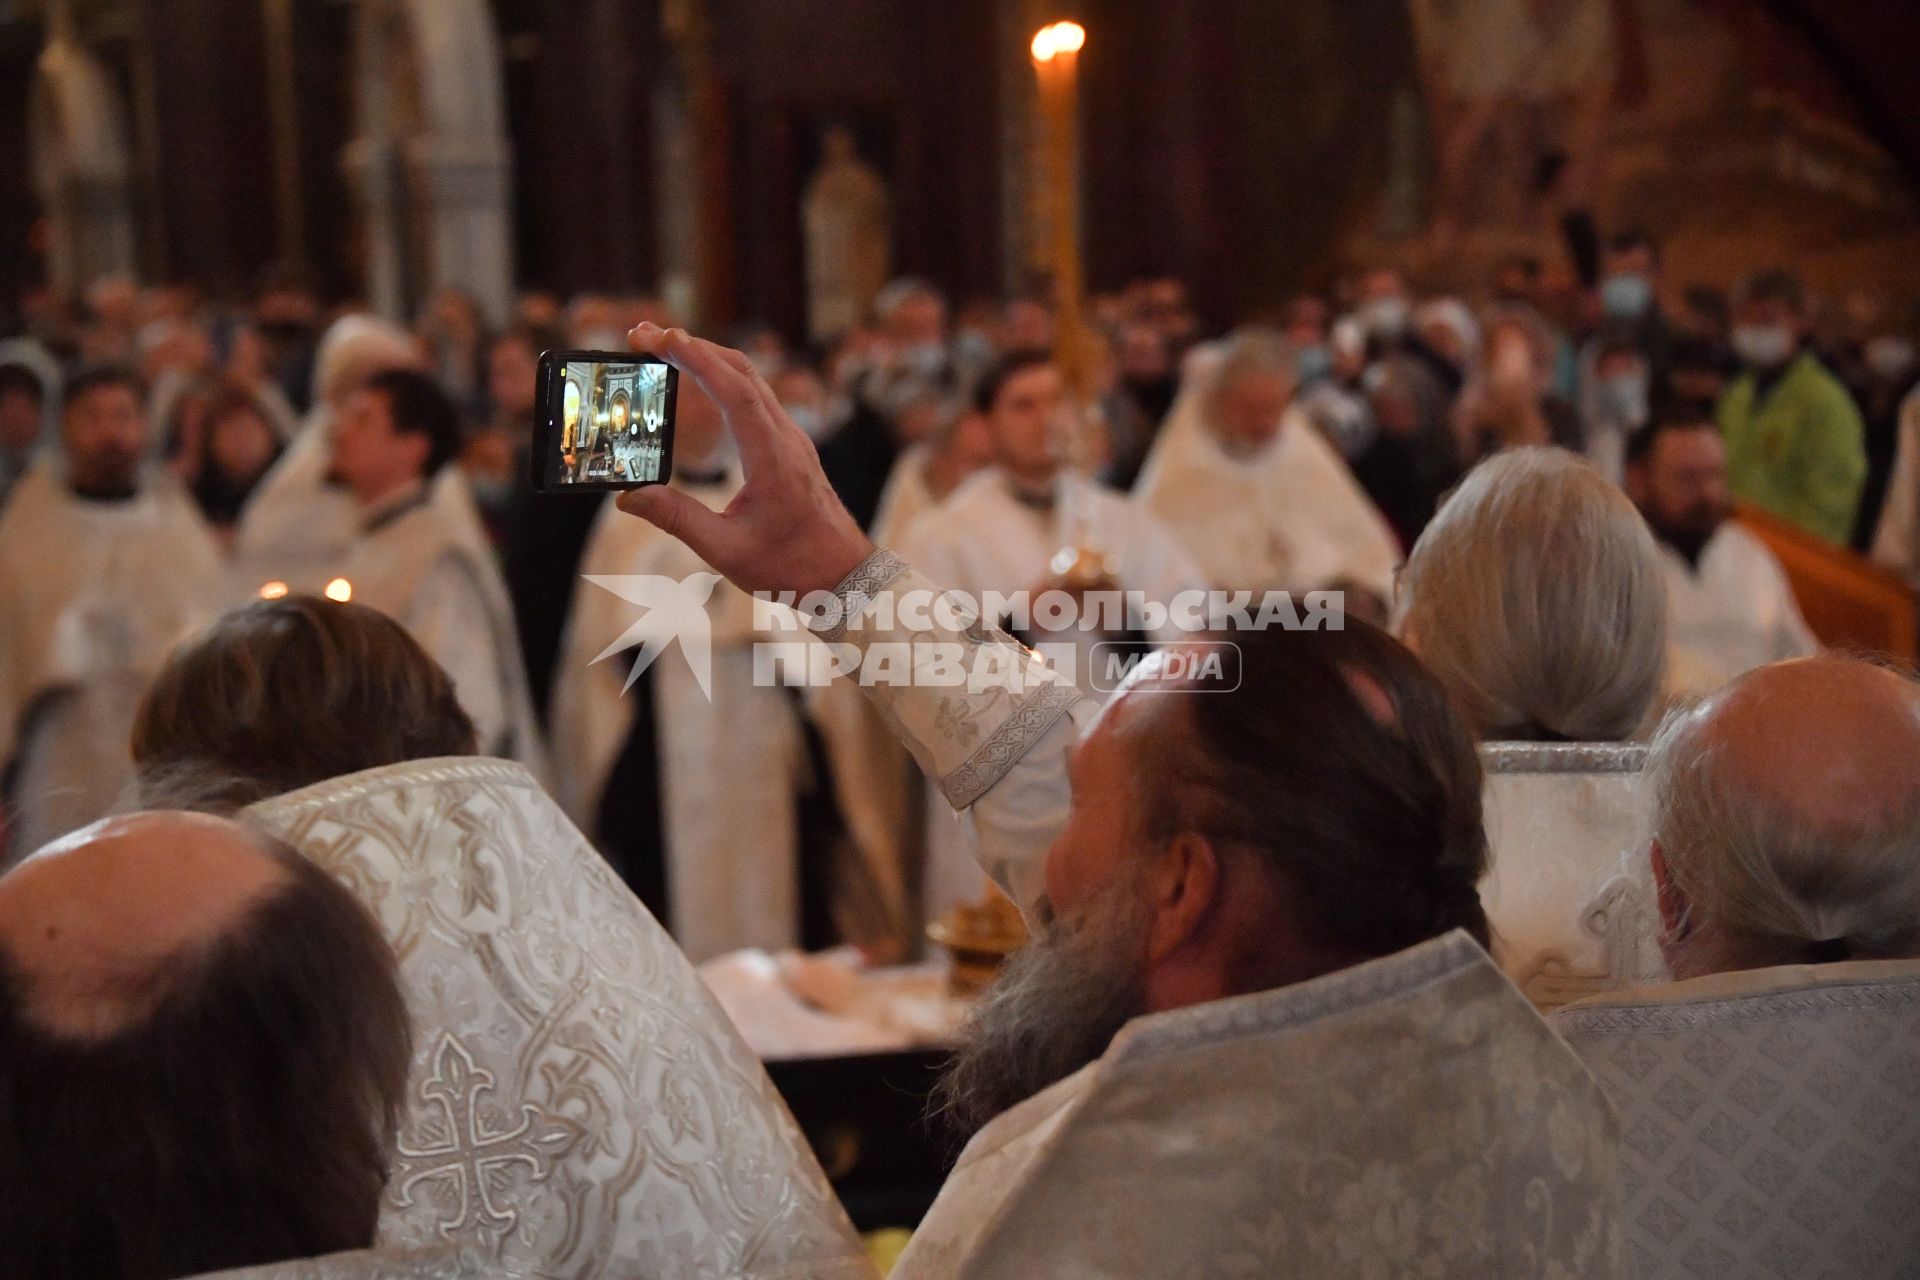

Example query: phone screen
[534,350,678,492]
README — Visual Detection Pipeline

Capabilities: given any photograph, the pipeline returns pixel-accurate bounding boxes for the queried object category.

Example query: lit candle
[1030,20,1089,399]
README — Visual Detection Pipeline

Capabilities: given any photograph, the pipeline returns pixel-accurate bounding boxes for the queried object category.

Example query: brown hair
[132,595,477,809]
[1142,618,1490,959]
[0,834,411,1279]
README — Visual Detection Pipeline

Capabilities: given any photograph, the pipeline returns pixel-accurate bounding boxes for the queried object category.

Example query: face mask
[1360,297,1409,339]
[1866,335,1915,381]
[1597,370,1650,424]
[900,342,948,375]
[785,403,829,440]
[1295,344,1333,383]
[1600,274,1654,320]
[1731,324,1795,369]
[954,329,995,369]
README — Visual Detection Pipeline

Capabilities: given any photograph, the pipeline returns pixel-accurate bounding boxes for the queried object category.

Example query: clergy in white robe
[803,550,1626,1280]
[223,755,871,1280]
[1552,656,1920,1278]
[1135,328,1401,603]
[592,325,1626,1279]
[233,314,424,594]
[323,369,542,768]
[869,398,994,550]
[0,369,230,859]
[550,472,816,961]
[896,353,1203,923]
[1625,411,1816,699]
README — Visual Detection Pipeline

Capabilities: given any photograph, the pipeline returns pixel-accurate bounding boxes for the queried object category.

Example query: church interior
[4,2,1920,1278]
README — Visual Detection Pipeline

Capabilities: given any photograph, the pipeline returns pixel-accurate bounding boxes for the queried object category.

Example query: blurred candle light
[324,578,353,603]
[258,580,290,600]
[1030,20,1091,402]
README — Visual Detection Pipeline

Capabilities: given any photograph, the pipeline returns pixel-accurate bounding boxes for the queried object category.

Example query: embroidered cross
[392,1034,583,1240]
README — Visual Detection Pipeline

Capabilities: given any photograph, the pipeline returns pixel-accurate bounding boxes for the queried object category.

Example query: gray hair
[873,277,945,323]
[1206,327,1297,401]
[1399,447,1666,742]
[1648,675,1920,969]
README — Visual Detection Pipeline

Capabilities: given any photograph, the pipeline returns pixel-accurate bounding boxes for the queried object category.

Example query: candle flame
[1030,20,1085,63]
[258,580,289,600]
[324,578,354,603]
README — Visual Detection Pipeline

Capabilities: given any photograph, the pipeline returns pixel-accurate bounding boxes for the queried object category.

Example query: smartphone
[533,350,678,492]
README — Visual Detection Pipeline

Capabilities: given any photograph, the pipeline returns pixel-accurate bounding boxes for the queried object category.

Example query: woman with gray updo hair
[1396,446,1667,742]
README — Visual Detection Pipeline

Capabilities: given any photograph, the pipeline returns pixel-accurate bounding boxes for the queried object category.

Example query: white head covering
[225,756,871,1280]
[896,932,1623,1278]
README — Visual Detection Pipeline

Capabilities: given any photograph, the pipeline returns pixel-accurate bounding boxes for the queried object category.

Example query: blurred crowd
[5,232,1914,564]
[1,234,1915,948]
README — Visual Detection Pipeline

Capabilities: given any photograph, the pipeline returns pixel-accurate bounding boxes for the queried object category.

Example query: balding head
[0,812,289,1039]
[0,812,410,1280]
[1649,657,1920,978]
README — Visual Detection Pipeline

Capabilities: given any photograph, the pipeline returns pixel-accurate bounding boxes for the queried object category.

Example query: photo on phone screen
[534,350,678,492]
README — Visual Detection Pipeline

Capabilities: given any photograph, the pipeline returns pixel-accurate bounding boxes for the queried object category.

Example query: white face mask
[1866,335,1916,381]
[1731,324,1795,369]
[784,403,829,440]
[1360,296,1410,339]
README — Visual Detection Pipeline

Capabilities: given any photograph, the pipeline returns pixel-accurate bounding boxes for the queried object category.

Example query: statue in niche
[803,126,891,343]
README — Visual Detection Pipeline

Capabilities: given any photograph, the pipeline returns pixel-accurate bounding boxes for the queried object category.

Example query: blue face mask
[1600,274,1654,320]
[1295,344,1333,383]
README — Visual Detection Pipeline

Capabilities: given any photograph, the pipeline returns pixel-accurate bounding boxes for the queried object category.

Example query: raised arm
[614,325,1087,917]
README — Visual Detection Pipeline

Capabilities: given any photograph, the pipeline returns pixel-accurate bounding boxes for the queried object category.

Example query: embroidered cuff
[805,550,1084,808]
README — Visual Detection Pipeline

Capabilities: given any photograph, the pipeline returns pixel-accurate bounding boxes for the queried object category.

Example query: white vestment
[899,468,1204,921]
[1479,742,1667,1010]
[896,933,1623,1280]
[1135,396,1401,600]
[0,460,231,857]
[803,550,1625,1279]
[550,482,815,962]
[1555,959,1920,1279]
[232,411,361,592]
[331,486,543,771]
[220,756,871,1280]
[1659,524,1817,700]
[870,443,937,550]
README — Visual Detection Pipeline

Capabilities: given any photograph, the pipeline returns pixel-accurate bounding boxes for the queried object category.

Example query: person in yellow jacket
[1716,268,1867,545]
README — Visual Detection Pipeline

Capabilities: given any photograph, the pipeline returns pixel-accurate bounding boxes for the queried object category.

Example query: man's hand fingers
[616,484,734,567]
[629,324,791,476]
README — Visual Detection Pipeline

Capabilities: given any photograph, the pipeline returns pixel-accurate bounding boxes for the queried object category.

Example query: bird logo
[581,572,725,699]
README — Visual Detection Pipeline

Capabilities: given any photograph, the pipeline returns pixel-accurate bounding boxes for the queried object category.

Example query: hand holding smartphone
[533,349,679,492]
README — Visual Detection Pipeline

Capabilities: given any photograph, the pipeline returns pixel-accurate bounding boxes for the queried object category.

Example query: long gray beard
[933,875,1152,1141]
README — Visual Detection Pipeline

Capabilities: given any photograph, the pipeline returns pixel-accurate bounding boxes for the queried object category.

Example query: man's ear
[1143,831,1220,965]
[1650,840,1691,939]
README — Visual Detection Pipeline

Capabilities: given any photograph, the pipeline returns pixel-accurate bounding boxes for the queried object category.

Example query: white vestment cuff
[807,548,1084,809]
